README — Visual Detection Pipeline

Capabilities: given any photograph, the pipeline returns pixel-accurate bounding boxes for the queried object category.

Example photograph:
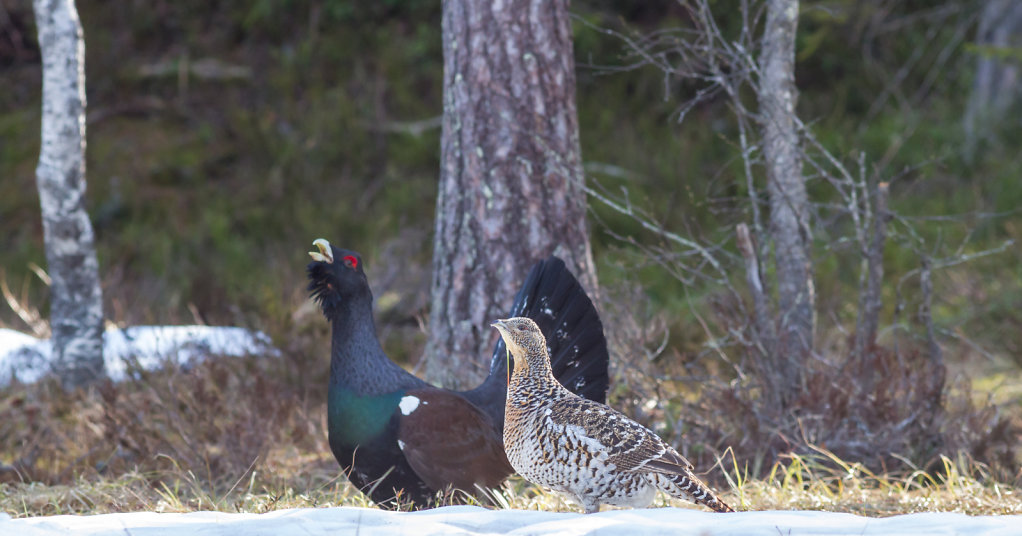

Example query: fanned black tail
[462,256,609,423]
[496,256,609,403]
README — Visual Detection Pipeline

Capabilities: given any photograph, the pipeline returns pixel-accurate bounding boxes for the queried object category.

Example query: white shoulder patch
[397,439,406,451]
[399,395,421,415]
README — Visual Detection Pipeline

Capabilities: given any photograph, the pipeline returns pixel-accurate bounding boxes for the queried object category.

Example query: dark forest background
[1,0,1020,494]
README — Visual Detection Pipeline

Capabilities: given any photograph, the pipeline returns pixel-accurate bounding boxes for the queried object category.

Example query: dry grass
[717,449,1022,516]
[3,447,1020,517]
[0,456,366,516]
[596,279,1022,492]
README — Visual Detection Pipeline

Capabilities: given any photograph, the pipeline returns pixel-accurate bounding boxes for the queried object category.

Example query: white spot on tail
[399,396,420,415]
[397,440,406,451]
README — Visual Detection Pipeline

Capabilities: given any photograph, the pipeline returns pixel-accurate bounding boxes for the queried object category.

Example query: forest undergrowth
[1,286,1020,517]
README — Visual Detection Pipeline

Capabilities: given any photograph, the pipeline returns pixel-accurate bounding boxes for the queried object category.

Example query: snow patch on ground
[0,325,276,386]
[2,505,1021,536]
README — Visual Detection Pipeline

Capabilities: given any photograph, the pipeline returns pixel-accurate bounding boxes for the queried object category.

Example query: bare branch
[736,223,774,350]
[583,181,729,281]
[918,256,942,365]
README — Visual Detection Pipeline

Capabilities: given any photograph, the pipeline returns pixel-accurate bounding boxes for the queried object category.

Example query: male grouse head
[307,238,369,319]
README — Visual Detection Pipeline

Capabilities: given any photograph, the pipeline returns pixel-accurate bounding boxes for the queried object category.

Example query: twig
[1,271,50,337]
[583,182,729,281]
[362,116,442,137]
[736,223,775,359]
[918,256,942,365]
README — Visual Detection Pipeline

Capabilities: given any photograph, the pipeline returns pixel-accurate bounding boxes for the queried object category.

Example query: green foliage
[2,0,1016,338]
[1,0,446,328]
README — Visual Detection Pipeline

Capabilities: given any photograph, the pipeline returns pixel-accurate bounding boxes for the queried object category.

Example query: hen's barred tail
[653,471,735,513]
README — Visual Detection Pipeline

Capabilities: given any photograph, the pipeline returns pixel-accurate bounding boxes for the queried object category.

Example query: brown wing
[639,445,695,474]
[396,388,514,493]
[549,395,694,475]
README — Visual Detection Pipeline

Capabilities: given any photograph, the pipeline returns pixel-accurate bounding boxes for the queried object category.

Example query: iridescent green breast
[327,385,404,448]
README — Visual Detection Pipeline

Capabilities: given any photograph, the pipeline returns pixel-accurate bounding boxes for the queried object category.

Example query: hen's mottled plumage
[494,317,733,514]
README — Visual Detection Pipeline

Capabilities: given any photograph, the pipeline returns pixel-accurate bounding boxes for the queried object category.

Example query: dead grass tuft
[0,325,337,515]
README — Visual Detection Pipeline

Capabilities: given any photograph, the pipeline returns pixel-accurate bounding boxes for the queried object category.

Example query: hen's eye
[517,324,526,331]
[342,255,358,269]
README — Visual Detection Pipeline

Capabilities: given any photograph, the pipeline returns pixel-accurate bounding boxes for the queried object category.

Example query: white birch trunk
[33,0,104,388]
[964,0,1022,156]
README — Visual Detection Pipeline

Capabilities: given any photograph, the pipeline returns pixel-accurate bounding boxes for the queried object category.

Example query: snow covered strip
[0,325,277,386]
[3,506,1021,536]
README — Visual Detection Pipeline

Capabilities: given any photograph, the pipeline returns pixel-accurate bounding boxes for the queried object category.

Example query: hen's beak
[491,319,512,384]
[309,238,334,263]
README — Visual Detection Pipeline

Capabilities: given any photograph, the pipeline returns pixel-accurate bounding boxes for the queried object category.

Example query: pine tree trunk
[33,0,104,389]
[426,0,597,389]
[758,0,813,393]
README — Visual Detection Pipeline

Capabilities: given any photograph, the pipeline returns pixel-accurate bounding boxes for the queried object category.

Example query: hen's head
[491,317,550,376]
[307,238,368,319]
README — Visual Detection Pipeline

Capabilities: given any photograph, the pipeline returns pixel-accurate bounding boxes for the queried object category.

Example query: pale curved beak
[309,238,334,263]
[490,319,513,383]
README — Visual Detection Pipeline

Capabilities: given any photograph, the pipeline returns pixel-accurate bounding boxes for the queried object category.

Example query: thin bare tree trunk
[33,0,104,389]
[426,0,597,389]
[853,182,889,358]
[758,0,813,389]
[964,0,1022,157]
